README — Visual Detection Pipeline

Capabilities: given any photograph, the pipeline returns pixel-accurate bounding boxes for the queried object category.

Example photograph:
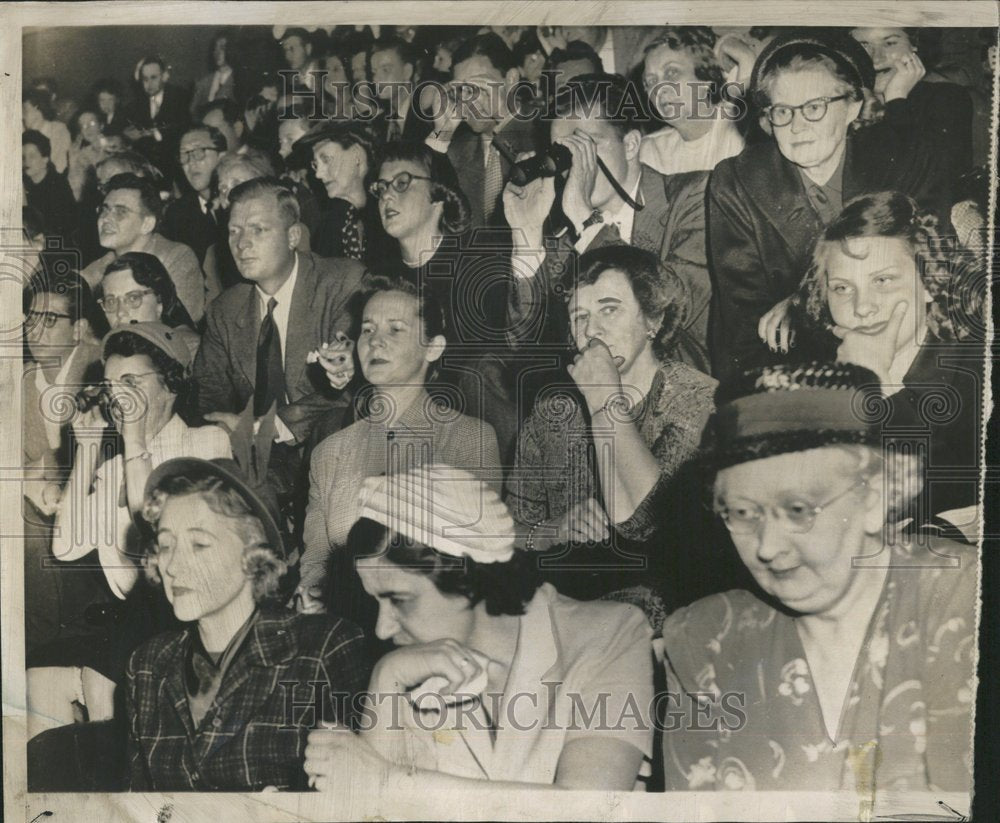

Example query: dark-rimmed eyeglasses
[714,477,868,535]
[368,172,432,199]
[179,146,219,165]
[763,94,850,127]
[97,289,156,313]
[25,309,73,329]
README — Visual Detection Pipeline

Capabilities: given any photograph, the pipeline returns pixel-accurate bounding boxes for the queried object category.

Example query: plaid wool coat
[126,608,368,791]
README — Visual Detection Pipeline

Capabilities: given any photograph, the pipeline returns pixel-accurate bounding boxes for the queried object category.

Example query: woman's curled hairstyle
[141,474,287,602]
[345,517,541,616]
[796,190,983,342]
[564,244,691,360]
[378,141,471,235]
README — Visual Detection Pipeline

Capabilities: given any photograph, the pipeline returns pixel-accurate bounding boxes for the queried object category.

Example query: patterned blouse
[661,537,977,793]
[506,360,716,541]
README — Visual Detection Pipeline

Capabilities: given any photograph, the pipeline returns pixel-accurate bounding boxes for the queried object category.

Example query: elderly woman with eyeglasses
[707,30,941,384]
[661,362,977,794]
[297,119,391,266]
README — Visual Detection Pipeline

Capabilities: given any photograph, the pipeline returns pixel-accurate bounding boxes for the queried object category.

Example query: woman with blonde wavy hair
[793,190,984,526]
[125,456,369,790]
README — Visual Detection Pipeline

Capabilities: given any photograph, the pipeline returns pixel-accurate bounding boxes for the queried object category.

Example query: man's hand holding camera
[556,129,601,232]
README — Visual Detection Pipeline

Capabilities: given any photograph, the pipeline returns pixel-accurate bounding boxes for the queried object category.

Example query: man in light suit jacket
[81,173,207,324]
[192,177,367,514]
[425,32,543,231]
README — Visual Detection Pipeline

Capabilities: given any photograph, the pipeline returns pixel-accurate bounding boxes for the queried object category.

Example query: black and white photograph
[3,2,996,820]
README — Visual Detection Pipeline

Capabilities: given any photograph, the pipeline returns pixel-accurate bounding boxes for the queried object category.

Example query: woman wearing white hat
[303,464,655,792]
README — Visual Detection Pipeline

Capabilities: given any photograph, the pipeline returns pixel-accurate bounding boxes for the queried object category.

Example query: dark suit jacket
[193,251,367,445]
[126,609,368,791]
[125,84,190,173]
[707,97,944,383]
[441,116,543,230]
[161,191,217,265]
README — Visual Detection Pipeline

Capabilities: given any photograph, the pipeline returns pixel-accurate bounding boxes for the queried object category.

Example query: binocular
[509,143,573,187]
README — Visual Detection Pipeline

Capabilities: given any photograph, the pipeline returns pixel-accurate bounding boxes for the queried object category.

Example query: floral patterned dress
[661,537,977,793]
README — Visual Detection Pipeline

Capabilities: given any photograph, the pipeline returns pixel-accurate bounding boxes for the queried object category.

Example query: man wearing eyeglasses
[161,126,227,268]
[706,31,940,384]
[81,173,207,325]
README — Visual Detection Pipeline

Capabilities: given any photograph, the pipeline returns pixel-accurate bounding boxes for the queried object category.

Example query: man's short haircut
[199,97,243,127]
[549,41,604,74]
[139,55,167,74]
[96,150,161,182]
[22,129,52,159]
[281,27,312,47]
[22,89,55,120]
[451,32,516,76]
[216,147,275,181]
[512,30,545,66]
[182,124,227,154]
[369,35,417,69]
[554,72,641,137]
[24,265,108,338]
[103,172,163,223]
[93,77,123,98]
[228,177,301,227]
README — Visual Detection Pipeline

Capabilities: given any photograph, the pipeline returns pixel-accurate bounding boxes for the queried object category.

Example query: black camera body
[509,143,573,187]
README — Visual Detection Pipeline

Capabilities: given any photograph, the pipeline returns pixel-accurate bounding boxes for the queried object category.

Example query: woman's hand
[758,296,795,353]
[71,402,110,441]
[371,639,487,697]
[304,726,397,792]
[548,497,610,547]
[883,52,926,102]
[714,34,758,85]
[567,337,623,415]
[832,300,908,384]
[308,334,355,390]
[503,151,555,250]
[556,129,600,230]
[293,583,327,615]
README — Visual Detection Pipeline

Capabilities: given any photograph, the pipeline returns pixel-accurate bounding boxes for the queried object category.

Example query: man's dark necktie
[254,297,286,417]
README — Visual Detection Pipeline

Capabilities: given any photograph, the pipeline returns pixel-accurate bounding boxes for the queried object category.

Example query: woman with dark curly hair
[303,464,654,790]
[505,244,716,601]
[792,190,984,525]
[639,26,744,175]
[126,456,368,790]
[300,276,501,614]
[97,252,200,360]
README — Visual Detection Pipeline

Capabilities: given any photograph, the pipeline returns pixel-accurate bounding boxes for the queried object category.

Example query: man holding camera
[503,73,712,369]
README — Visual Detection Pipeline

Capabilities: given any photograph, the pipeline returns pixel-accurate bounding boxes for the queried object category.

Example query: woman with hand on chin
[303,464,654,792]
[794,190,984,532]
[300,276,501,616]
[505,244,716,602]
